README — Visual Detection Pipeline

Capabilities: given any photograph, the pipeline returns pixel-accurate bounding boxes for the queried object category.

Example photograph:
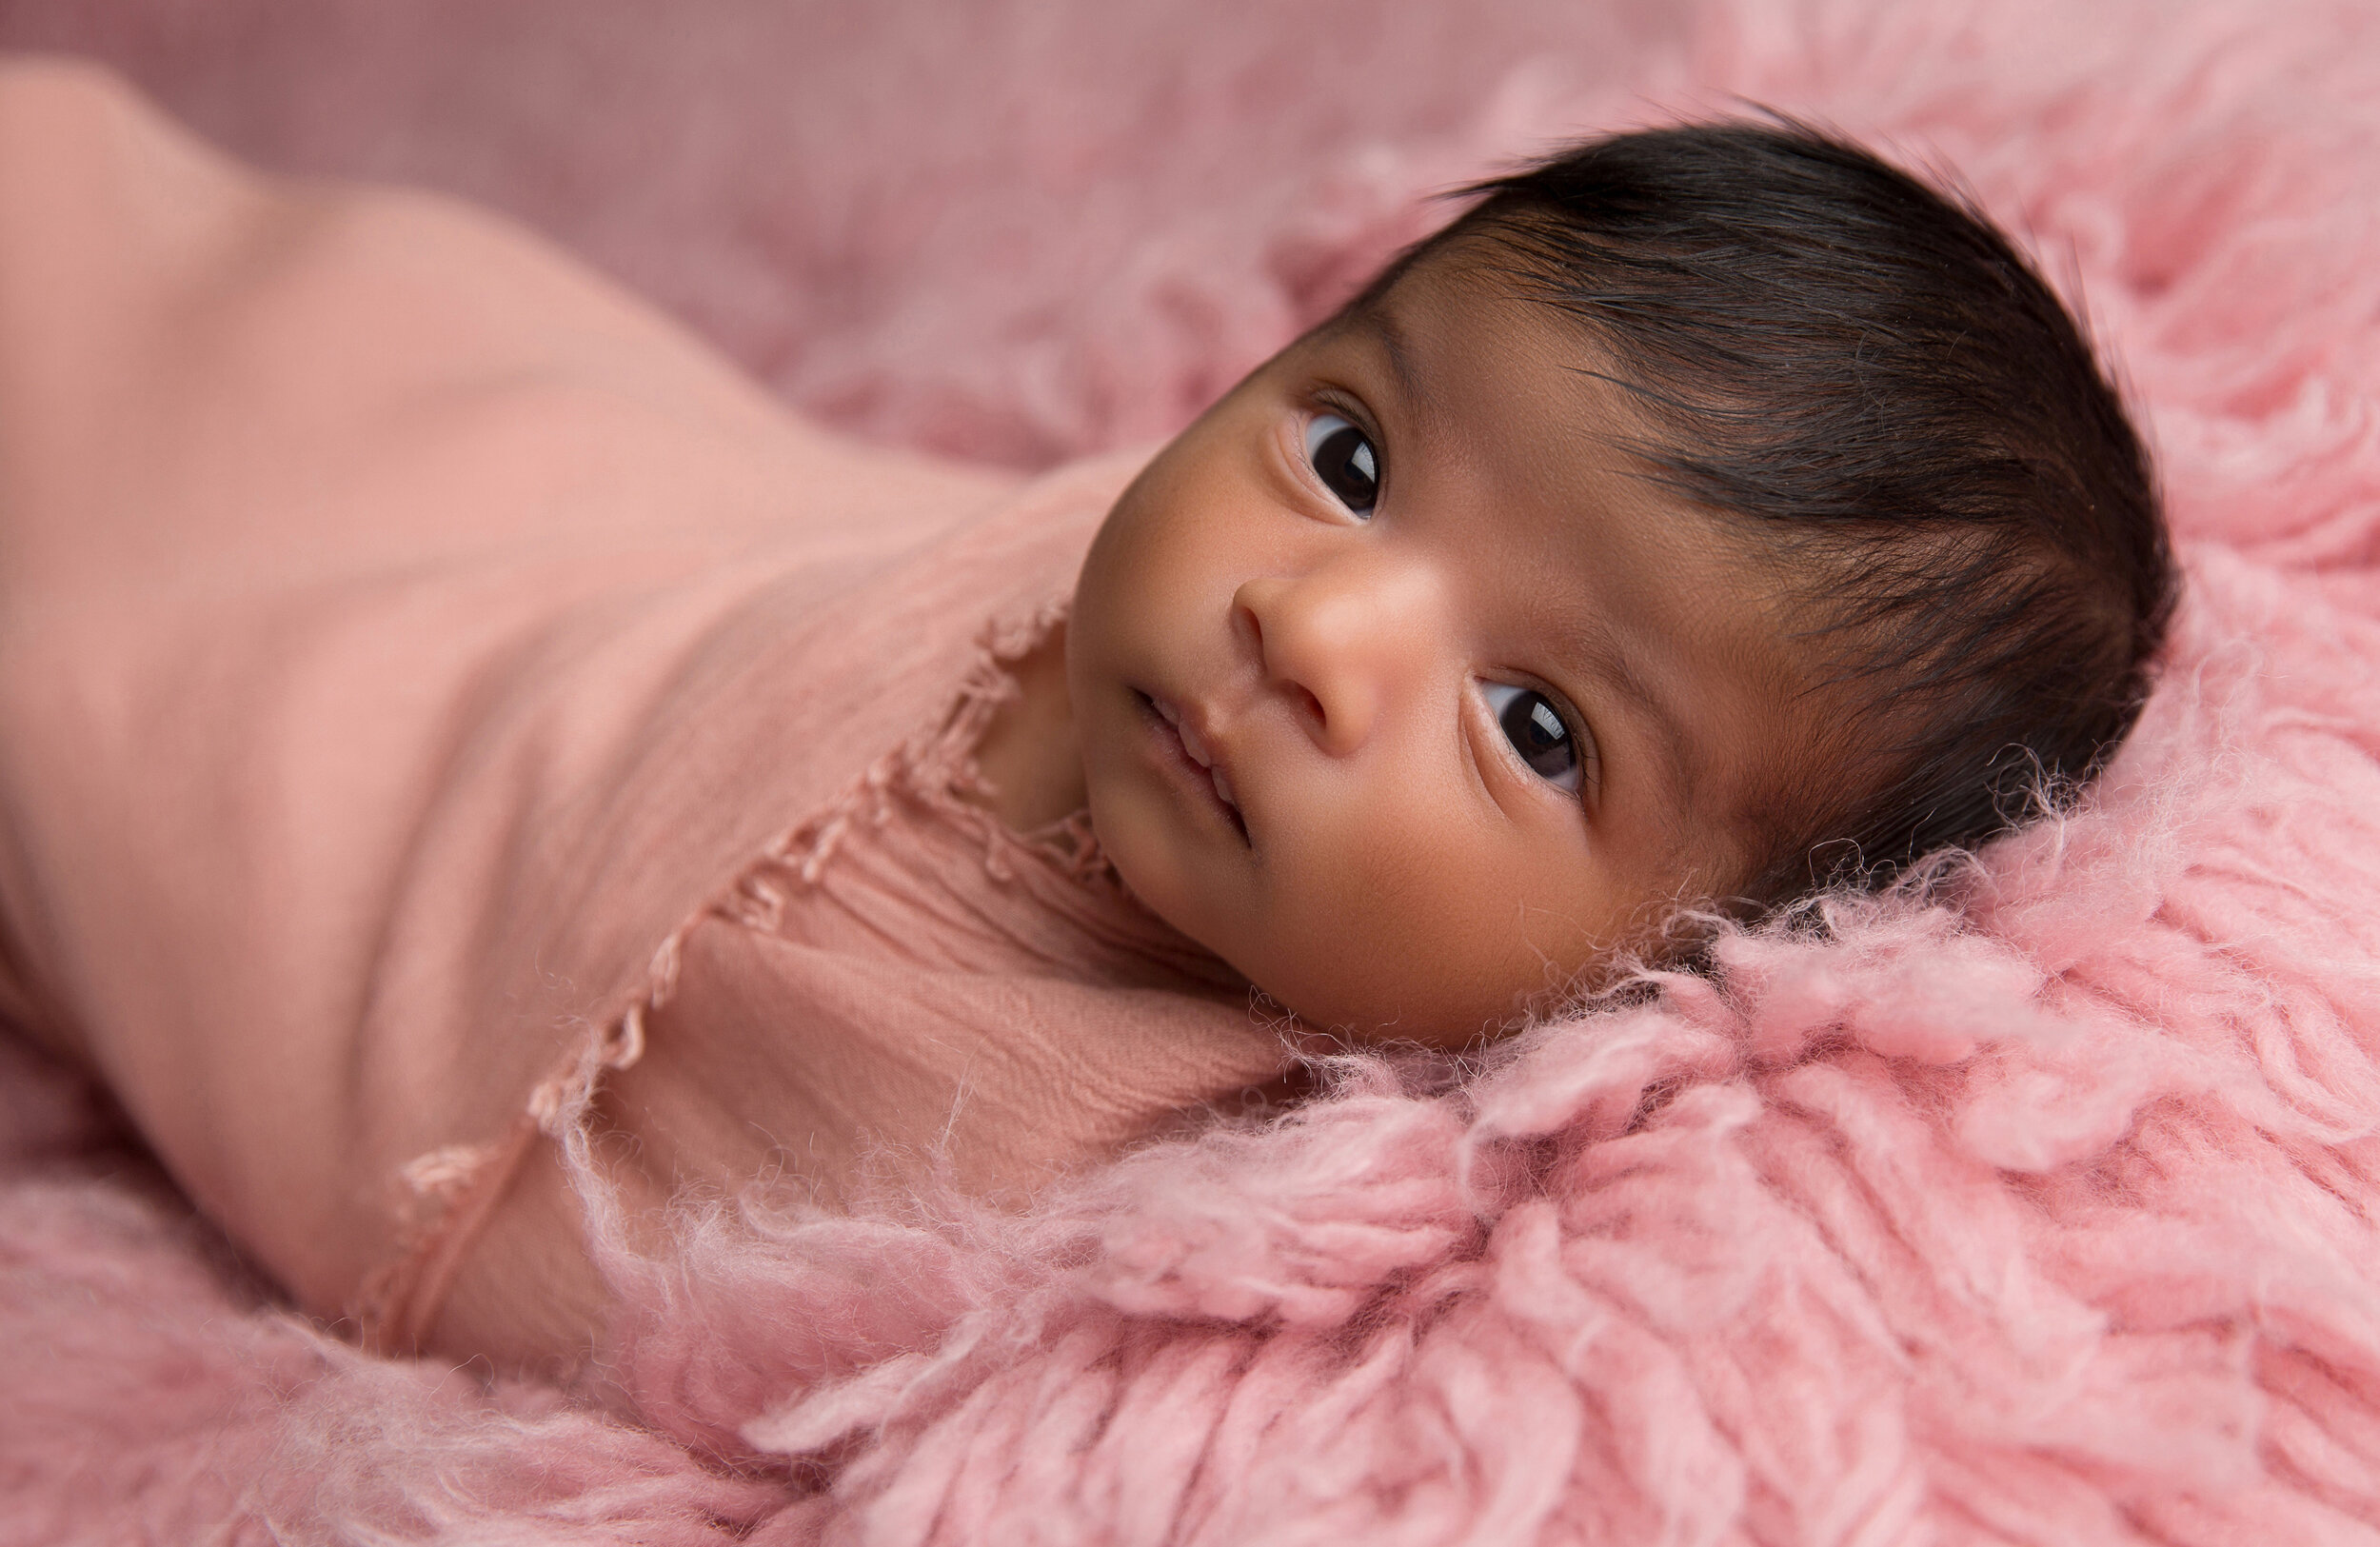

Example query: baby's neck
[965,625,1090,831]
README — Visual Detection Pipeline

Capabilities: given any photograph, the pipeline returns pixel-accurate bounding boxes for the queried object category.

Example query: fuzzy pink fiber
[6,0,2380,1541]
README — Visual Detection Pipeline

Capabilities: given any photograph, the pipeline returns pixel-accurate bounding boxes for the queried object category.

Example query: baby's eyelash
[1482,681,1591,797]
[1300,399,1382,518]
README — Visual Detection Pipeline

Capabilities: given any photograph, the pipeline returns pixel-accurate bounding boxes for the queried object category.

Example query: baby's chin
[1107,872,1560,1050]
[1082,783,1586,1048]
[1206,943,1562,1052]
[1222,912,1676,1048]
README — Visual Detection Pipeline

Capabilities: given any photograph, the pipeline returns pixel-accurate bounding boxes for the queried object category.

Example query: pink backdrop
[5,1,2380,1541]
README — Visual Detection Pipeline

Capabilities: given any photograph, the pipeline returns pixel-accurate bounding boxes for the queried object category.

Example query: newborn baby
[0,64,2172,1376]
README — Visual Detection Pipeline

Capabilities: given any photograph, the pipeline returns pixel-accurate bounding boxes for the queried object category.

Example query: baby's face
[1068,251,1818,1043]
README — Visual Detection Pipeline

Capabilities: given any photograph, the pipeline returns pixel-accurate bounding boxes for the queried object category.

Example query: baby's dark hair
[1366,120,2176,908]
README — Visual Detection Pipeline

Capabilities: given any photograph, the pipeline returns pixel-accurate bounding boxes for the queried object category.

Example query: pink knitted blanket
[5,1,2377,1541]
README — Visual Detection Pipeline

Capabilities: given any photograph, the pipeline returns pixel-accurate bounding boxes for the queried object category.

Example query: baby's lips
[1180,721,1212,768]
[1156,696,1217,771]
[1209,764,1238,811]
[1151,693,1241,814]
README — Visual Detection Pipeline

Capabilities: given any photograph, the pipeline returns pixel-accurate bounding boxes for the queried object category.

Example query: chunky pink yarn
[6,0,2380,1540]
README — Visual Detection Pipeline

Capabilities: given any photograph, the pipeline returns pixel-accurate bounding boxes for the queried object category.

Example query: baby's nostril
[1297,685,1325,729]
[1234,599,1264,656]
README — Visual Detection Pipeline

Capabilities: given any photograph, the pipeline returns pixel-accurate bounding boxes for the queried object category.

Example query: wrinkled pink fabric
[3,0,2380,1542]
[0,61,1289,1373]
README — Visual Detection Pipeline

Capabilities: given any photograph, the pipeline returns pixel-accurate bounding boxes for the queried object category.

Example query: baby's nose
[1232,560,1443,756]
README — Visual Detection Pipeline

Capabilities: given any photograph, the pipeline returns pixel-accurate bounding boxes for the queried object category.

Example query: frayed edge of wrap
[349,597,1075,1357]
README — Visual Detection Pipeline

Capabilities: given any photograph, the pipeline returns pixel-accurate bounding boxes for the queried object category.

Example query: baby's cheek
[1251,820,1560,1043]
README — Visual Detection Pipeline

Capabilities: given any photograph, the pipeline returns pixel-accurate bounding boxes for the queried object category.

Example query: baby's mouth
[1145,692,1247,841]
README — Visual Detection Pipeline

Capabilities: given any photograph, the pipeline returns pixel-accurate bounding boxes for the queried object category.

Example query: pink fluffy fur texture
[7,0,2380,1540]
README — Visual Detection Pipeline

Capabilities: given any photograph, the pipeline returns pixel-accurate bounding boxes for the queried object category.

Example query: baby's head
[1066,121,2174,1044]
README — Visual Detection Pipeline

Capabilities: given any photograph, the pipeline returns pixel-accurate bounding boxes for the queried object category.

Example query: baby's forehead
[1322,233,1600,362]
[1321,250,1721,504]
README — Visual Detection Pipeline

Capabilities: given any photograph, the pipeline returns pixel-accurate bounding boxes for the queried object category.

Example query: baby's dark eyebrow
[1568,617,1695,814]
[1336,295,1427,421]
[1373,308,1424,416]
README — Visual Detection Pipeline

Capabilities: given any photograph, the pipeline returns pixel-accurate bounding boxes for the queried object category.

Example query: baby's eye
[1482,682,1583,793]
[1303,412,1379,517]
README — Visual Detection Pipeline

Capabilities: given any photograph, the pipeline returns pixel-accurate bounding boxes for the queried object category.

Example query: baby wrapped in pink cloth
[0,63,2176,1378]
[0,64,1290,1368]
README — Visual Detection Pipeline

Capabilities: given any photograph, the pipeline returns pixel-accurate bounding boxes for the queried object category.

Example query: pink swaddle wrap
[0,62,1285,1369]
